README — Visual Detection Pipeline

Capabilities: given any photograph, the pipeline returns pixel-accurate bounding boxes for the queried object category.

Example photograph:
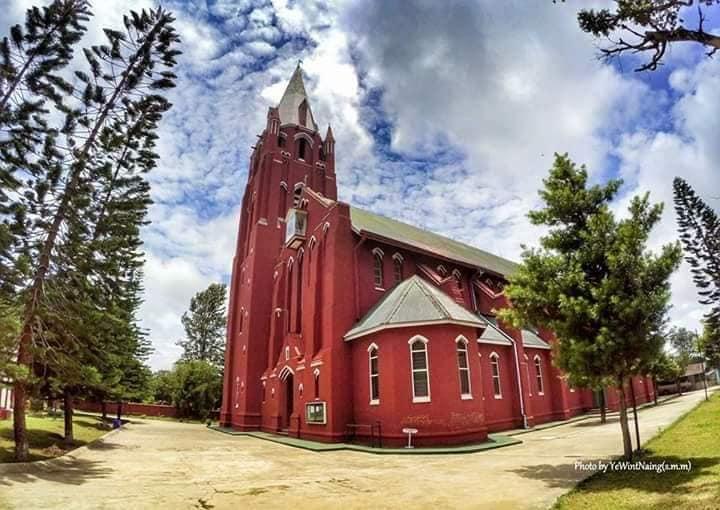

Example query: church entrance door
[284,374,294,430]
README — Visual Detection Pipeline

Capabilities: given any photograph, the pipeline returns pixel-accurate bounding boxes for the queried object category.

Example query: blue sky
[2,0,719,369]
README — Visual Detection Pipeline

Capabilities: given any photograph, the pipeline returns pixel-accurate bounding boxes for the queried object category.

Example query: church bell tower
[220,65,337,429]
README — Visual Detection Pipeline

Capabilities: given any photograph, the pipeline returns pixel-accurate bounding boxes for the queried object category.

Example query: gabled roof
[521,328,551,350]
[479,315,551,350]
[350,207,519,278]
[344,275,486,341]
[478,324,513,346]
[277,64,318,131]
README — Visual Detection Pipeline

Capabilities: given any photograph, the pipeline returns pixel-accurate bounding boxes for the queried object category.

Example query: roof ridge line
[415,277,451,320]
[385,278,416,323]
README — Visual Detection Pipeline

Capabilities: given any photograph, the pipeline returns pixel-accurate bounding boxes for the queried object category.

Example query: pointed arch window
[279,182,288,218]
[369,344,380,404]
[456,337,472,398]
[373,249,384,289]
[393,254,403,283]
[534,355,544,395]
[297,138,308,161]
[490,352,502,398]
[409,336,430,402]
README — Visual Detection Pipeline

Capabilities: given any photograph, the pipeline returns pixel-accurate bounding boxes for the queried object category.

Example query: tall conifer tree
[500,154,682,459]
[179,283,228,369]
[1,3,180,461]
[673,177,720,357]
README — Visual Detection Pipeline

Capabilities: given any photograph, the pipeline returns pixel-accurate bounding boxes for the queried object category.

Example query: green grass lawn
[555,392,720,509]
[0,412,109,463]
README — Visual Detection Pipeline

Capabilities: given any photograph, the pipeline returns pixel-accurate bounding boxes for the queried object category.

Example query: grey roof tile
[350,207,519,277]
[521,329,551,349]
[344,275,486,340]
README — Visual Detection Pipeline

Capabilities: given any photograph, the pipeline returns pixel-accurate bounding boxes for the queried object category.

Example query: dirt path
[0,389,712,510]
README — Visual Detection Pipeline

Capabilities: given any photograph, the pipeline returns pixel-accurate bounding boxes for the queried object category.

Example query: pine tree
[700,320,720,364]
[179,283,228,369]
[3,5,180,461]
[499,154,682,460]
[673,177,720,359]
[0,0,90,309]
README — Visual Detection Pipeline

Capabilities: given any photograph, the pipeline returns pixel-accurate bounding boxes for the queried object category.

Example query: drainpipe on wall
[483,320,529,429]
[509,336,529,429]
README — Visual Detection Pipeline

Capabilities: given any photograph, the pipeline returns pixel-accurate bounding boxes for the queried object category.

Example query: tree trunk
[12,381,28,461]
[653,377,658,405]
[599,388,607,424]
[629,380,640,453]
[616,381,633,460]
[63,389,74,447]
[101,401,107,420]
[117,401,122,421]
[676,378,682,395]
[11,14,169,462]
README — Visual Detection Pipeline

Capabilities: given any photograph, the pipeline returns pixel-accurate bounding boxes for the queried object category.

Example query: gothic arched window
[410,336,430,402]
[456,337,471,398]
[534,355,544,395]
[369,345,379,404]
[373,249,384,288]
[490,353,502,398]
[393,256,403,283]
[297,138,308,161]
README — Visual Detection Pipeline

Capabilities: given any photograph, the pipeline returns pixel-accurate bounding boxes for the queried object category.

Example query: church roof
[344,275,487,341]
[521,328,551,350]
[350,207,519,278]
[477,322,513,346]
[277,64,318,131]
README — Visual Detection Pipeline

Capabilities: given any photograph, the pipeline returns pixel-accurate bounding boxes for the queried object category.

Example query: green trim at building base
[208,426,521,454]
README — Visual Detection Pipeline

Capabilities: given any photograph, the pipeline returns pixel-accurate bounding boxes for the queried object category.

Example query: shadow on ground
[0,456,113,486]
[0,416,113,463]
[509,454,720,492]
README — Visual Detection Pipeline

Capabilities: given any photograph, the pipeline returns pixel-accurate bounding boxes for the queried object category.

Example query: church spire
[277,62,318,131]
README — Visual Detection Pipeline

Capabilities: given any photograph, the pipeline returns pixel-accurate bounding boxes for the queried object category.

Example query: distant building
[657,362,718,395]
[0,378,12,420]
[219,66,655,446]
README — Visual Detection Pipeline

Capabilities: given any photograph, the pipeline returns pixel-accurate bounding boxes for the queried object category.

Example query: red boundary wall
[74,400,177,418]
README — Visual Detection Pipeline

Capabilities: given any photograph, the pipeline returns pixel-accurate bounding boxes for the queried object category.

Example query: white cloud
[2,0,717,370]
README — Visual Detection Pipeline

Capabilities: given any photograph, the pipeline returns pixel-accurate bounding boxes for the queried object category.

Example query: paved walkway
[0,389,712,510]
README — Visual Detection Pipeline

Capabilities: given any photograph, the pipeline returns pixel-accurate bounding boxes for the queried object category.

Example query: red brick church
[220,66,655,447]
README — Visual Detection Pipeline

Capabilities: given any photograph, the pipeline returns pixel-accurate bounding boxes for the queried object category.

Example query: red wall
[476,343,523,431]
[351,325,488,447]
[74,400,177,418]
